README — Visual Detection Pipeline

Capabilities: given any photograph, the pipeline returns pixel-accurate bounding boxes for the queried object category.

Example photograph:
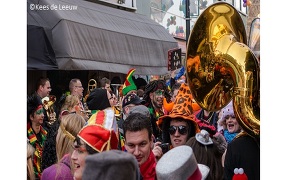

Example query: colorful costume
[27,123,47,179]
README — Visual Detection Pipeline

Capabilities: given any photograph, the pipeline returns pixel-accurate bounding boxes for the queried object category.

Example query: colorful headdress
[86,107,118,134]
[143,79,170,106]
[157,83,199,132]
[221,100,234,122]
[78,124,118,152]
[122,68,137,96]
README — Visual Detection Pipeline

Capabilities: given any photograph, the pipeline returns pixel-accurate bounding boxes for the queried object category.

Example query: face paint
[35,105,44,115]
[154,89,165,96]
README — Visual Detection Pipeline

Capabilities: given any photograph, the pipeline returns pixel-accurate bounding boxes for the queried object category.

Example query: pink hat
[221,100,234,122]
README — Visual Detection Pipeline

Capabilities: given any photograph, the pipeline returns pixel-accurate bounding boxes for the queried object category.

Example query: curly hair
[143,80,170,106]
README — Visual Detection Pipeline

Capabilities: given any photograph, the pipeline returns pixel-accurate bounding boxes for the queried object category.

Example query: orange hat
[78,124,118,152]
[163,96,201,113]
[158,83,199,133]
[192,102,201,112]
[163,98,174,113]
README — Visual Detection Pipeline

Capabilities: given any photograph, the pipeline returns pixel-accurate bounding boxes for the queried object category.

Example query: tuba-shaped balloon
[186,2,260,139]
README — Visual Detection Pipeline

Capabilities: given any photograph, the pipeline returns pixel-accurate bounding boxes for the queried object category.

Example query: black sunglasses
[168,125,188,135]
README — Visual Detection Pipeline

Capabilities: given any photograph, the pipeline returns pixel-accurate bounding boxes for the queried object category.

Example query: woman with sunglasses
[157,83,200,150]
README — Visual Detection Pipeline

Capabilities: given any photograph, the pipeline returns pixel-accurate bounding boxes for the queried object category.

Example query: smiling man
[143,79,171,140]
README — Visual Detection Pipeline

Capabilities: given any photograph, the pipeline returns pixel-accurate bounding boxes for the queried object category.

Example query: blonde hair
[60,95,80,112]
[56,113,86,161]
[27,142,35,180]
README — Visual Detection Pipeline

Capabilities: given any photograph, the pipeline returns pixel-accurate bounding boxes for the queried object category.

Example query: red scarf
[140,151,156,180]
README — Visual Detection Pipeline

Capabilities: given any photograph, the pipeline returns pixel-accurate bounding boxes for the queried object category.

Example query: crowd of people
[27,67,260,180]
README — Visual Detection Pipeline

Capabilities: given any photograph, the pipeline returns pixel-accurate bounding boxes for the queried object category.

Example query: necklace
[201,111,214,124]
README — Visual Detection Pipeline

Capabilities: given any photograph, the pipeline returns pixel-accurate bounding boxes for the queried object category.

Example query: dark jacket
[41,120,60,170]
[224,135,260,180]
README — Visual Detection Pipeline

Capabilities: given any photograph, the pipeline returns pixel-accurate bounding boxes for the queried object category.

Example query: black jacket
[224,135,260,180]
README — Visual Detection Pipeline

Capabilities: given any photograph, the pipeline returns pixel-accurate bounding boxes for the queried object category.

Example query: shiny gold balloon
[186,2,260,138]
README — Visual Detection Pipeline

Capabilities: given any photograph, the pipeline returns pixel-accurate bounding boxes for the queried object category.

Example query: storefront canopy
[27,25,59,70]
[27,0,179,75]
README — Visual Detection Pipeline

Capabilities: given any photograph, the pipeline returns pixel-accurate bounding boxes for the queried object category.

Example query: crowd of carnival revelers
[27,67,259,180]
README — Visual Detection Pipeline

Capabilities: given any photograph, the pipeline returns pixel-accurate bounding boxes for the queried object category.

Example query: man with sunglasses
[157,83,200,150]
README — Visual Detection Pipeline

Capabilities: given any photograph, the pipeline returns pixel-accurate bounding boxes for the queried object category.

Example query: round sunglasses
[168,125,188,135]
